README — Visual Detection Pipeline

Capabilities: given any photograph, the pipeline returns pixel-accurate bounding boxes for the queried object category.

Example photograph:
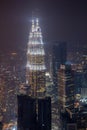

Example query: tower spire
[31,19,35,32]
[36,18,39,26]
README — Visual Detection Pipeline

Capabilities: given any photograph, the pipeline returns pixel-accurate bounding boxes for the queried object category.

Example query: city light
[0,1,87,129]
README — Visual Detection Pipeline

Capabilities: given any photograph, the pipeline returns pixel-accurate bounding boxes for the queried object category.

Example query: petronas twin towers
[26,18,46,97]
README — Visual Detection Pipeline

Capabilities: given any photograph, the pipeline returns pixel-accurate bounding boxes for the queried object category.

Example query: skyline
[0,1,87,129]
[0,0,87,51]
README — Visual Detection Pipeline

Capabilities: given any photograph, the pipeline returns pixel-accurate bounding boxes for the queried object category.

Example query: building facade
[26,18,46,97]
[58,64,74,110]
[38,97,51,130]
[52,42,67,101]
[52,42,67,84]
[17,95,51,130]
[17,95,37,130]
[74,65,83,95]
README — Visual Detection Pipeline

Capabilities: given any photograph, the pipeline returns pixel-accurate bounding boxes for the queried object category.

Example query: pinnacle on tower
[31,19,35,32]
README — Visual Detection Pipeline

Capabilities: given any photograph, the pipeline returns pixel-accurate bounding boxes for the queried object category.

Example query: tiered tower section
[26,18,46,97]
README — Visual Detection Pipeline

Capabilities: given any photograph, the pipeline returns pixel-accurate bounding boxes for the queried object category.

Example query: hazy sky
[0,0,87,51]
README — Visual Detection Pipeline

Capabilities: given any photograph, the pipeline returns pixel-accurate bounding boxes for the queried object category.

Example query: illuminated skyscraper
[26,18,46,97]
[58,64,74,110]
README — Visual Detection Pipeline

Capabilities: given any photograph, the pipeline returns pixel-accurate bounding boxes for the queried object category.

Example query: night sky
[0,0,87,51]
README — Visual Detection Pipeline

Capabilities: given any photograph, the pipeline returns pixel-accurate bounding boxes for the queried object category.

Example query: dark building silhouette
[60,106,87,130]
[17,95,37,130]
[74,67,83,95]
[0,122,3,130]
[52,42,67,72]
[52,42,67,101]
[17,95,51,130]
[38,97,51,130]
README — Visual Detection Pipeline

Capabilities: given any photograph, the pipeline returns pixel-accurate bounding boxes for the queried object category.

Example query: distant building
[58,64,74,110]
[74,65,83,94]
[19,83,30,95]
[0,78,5,119]
[60,105,87,130]
[81,88,87,98]
[0,122,3,130]
[26,18,46,97]
[82,55,87,89]
[52,42,67,101]
[67,123,77,130]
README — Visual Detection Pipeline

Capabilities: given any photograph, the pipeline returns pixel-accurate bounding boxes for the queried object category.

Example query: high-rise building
[0,78,5,118]
[17,95,37,130]
[82,54,87,88]
[52,42,67,77]
[74,65,83,95]
[52,42,67,101]
[38,97,51,130]
[0,122,3,130]
[26,18,46,97]
[60,105,87,130]
[58,64,74,110]
[17,95,51,130]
